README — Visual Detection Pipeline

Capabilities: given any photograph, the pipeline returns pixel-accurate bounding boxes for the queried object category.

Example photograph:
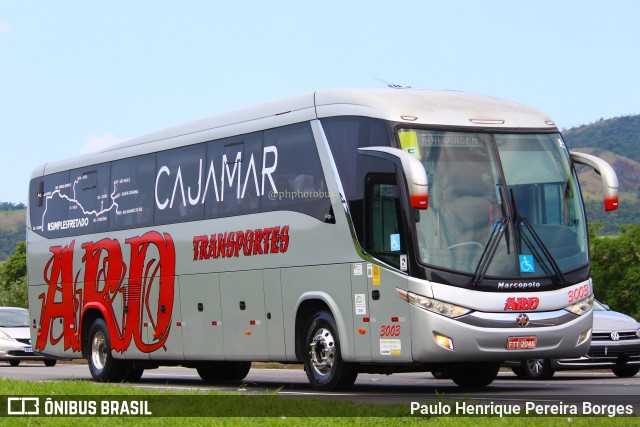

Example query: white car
[508,300,640,379]
[0,307,57,367]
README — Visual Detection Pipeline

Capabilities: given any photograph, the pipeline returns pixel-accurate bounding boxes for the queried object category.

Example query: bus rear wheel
[87,318,127,382]
[197,362,251,382]
[303,310,357,391]
[450,362,500,387]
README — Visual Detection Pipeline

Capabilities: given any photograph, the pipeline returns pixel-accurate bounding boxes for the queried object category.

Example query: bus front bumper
[409,305,593,363]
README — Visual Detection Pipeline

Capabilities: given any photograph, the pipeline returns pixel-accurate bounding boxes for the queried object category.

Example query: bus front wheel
[87,318,127,382]
[303,310,357,391]
[450,362,500,387]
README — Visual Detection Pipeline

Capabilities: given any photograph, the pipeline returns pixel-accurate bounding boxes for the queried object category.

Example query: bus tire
[197,361,251,382]
[87,318,127,382]
[123,362,145,382]
[450,362,500,387]
[303,310,357,391]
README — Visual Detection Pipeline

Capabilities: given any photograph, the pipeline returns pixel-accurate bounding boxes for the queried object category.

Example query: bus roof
[35,88,556,177]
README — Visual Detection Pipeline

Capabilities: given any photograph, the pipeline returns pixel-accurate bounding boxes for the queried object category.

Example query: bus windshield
[402,129,588,282]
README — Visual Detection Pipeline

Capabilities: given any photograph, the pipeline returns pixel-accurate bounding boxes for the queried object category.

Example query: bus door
[365,174,412,362]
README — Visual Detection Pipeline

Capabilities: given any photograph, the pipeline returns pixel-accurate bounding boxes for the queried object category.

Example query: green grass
[0,379,636,426]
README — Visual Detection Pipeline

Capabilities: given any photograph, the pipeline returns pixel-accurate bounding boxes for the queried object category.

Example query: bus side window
[262,123,331,222]
[366,175,404,269]
[69,164,111,234]
[109,154,156,230]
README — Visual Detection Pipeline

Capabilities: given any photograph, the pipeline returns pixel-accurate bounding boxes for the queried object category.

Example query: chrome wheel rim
[309,327,336,376]
[91,331,107,371]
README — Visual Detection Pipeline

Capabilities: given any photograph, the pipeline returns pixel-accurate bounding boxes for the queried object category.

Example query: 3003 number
[380,325,401,337]
[568,283,589,303]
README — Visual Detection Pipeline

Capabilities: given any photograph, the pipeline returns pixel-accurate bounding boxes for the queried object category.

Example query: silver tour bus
[26,89,618,389]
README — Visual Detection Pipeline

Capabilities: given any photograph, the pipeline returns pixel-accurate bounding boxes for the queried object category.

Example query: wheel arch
[80,305,107,359]
[294,292,352,361]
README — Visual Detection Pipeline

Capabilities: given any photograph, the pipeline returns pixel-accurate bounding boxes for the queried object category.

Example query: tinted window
[204,132,263,219]
[31,122,334,238]
[68,164,111,234]
[321,117,394,244]
[29,171,71,238]
[155,143,206,225]
[262,123,331,221]
[109,154,155,230]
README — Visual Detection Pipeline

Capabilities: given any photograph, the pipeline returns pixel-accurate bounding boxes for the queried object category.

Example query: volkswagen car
[507,300,640,379]
[0,307,57,367]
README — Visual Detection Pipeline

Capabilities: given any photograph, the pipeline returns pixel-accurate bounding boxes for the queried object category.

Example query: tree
[0,241,27,307]
[590,225,640,319]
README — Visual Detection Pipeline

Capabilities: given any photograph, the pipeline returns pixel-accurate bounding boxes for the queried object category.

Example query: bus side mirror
[358,146,429,209]
[570,151,619,211]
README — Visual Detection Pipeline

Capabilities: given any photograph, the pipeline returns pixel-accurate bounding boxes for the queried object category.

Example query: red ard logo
[36,231,176,355]
[504,297,540,311]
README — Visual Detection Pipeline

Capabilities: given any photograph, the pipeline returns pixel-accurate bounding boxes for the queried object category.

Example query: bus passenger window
[262,123,331,222]
[109,154,156,230]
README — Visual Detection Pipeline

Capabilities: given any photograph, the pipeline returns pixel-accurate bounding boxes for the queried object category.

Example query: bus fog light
[577,328,591,346]
[434,332,454,350]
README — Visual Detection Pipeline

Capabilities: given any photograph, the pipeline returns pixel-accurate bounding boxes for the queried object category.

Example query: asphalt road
[2,361,639,410]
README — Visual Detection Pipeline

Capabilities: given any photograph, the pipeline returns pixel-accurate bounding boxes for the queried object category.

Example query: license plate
[507,337,537,350]
[24,346,33,353]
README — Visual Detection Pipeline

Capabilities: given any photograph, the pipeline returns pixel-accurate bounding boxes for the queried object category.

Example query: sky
[1,1,639,204]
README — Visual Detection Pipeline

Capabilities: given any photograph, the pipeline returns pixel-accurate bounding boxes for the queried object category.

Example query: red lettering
[126,232,176,352]
[36,242,79,352]
[192,236,204,260]
[234,231,244,257]
[224,233,234,258]
[192,225,291,261]
[504,297,540,311]
[253,229,264,255]
[217,233,227,258]
[271,226,280,254]
[37,232,177,356]
[199,235,210,260]
[262,228,273,254]
[82,238,126,350]
[280,226,289,253]
[243,230,254,256]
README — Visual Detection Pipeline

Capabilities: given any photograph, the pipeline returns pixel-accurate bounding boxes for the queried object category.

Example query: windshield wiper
[471,217,508,287]
[516,216,567,287]
[508,187,567,286]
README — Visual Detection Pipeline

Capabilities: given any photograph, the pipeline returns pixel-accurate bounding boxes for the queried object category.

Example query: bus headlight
[407,292,472,318]
[564,294,594,316]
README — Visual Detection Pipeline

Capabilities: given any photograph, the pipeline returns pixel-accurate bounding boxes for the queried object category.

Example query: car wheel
[44,360,57,367]
[522,359,555,380]
[450,362,500,387]
[9,360,20,367]
[612,366,639,378]
[87,318,127,382]
[303,310,358,391]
